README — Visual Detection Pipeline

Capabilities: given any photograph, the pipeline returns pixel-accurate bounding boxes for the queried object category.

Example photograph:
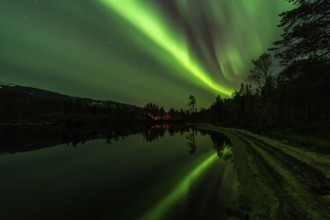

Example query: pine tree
[273,0,330,65]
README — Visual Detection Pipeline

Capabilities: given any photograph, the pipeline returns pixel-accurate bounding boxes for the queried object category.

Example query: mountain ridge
[0,83,143,124]
[0,82,139,108]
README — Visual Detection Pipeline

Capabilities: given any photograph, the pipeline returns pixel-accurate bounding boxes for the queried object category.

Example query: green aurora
[0,0,292,108]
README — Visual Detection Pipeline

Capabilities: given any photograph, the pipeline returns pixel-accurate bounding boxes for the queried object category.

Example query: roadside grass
[268,131,330,154]
[197,123,330,154]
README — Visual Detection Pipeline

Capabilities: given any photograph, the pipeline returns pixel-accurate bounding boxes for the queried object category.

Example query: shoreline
[197,124,330,219]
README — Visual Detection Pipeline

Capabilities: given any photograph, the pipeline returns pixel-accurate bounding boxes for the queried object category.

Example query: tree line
[146,0,329,131]
[204,0,329,132]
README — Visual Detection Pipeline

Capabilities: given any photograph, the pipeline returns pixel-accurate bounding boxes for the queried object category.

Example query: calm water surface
[0,125,238,220]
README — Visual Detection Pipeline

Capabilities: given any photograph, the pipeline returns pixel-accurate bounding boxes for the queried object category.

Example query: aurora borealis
[0,0,291,108]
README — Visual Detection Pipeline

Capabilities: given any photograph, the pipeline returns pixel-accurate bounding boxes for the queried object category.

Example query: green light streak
[141,153,218,220]
[100,0,232,96]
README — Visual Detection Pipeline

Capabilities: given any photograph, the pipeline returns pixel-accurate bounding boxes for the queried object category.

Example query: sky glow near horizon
[0,0,292,108]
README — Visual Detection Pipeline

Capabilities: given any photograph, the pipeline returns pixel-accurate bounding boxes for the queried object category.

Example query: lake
[0,125,238,220]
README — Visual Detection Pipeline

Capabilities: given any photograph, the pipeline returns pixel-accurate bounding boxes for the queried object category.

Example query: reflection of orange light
[147,113,171,121]
[152,124,170,129]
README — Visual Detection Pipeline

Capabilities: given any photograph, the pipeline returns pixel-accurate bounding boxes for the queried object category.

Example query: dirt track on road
[198,124,330,220]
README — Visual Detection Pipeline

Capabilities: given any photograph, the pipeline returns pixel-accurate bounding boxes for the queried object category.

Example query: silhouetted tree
[159,107,165,119]
[248,53,274,89]
[187,95,197,121]
[273,0,330,123]
[188,95,196,114]
[210,95,224,123]
[273,0,330,65]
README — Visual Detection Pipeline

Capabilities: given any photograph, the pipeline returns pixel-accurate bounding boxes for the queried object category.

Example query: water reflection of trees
[0,124,194,153]
[142,125,191,142]
[183,129,233,157]
[185,129,209,154]
[58,125,190,146]
[186,131,197,154]
[0,125,232,157]
[143,126,166,142]
[209,132,233,161]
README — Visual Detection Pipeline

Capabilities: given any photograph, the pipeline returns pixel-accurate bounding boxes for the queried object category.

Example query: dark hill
[0,84,72,100]
[0,83,143,124]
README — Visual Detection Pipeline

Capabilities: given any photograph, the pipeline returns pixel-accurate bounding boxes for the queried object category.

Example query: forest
[199,0,330,133]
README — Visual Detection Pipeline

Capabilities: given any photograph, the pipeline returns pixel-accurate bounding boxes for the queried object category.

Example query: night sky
[0,0,292,109]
